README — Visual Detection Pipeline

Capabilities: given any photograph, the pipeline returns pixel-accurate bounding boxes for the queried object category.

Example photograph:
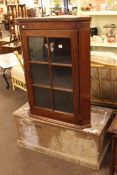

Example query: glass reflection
[29,37,48,61]
[49,38,72,64]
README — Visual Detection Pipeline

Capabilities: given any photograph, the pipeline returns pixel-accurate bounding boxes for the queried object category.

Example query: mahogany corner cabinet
[17,16,91,128]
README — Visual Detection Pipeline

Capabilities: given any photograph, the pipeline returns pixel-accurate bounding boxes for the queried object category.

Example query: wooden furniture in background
[18,4,27,18]
[11,51,26,91]
[7,5,18,43]
[1,42,21,54]
[91,51,117,108]
[7,4,24,45]
[108,115,117,175]
[0,28,2,38]
[0,53,19,89]
[0,22,2,38]
[27,8,36,17]
[17,16,91,128]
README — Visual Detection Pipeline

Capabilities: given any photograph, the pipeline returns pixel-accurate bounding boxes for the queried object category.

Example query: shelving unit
[91,41,117,48]
[80,10,117,31]
[80,13,117,53]
[79,1,117,54]
[81,11,117,16]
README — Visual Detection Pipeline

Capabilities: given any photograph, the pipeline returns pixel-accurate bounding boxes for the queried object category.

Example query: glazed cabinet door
[21,30,79,124]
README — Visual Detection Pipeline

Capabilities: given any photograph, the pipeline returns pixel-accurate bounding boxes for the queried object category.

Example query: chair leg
[11,77,15,91]
[12,84,15,91]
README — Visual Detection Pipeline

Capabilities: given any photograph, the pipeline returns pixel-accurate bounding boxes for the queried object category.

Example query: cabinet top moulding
[16,16,91,30]
[16,15,91,22]
[81,11,117,16]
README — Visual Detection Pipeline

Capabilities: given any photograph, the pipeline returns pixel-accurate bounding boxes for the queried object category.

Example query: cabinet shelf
[31,61,72,90]
[30,61,72,67]
[32,84,73,92]
[51,63,72,67]
[51,55,71,65]
[53,87,72,92]
[91,41,117,48]
[81,11,117,16]
[30,60,49,64]
[30,60,72,67]
[32,84,50,89]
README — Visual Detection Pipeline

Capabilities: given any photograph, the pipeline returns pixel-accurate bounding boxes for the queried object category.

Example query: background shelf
[91,41,117,48]
[81,11,117,16]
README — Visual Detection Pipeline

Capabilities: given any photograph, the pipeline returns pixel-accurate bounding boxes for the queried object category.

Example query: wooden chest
[13,103,114,170]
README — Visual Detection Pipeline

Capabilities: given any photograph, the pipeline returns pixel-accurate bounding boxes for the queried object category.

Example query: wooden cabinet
[17,16,91,128]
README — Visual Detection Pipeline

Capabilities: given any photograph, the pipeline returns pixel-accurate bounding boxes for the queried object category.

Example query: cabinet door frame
[21,29,80,124]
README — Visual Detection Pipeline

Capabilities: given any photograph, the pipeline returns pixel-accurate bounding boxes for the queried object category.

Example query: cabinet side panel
[20,30,35,109]
[79,28,91,125]
[71,32,80,123]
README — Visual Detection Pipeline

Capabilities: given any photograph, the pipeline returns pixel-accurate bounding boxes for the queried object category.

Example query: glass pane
[31,64,50,86]
[29,37,48,61]
[34,87,52,109]
[49,38,72,64]
[52,67,72,89]
[54,90,73,113]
